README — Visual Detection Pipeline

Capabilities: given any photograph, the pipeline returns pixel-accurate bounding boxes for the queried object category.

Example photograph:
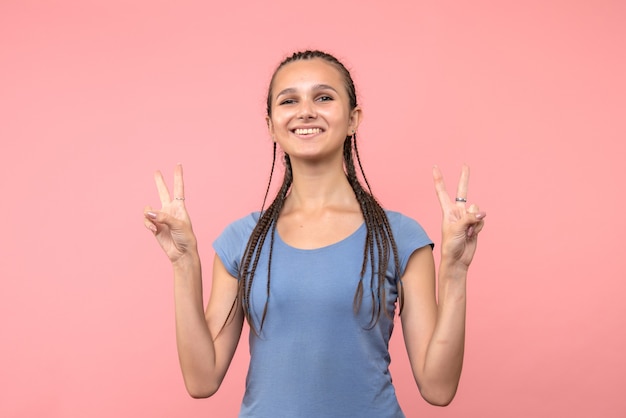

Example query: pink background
[1,1,625,417]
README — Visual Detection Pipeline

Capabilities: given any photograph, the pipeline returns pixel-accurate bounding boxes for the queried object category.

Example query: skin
[267,59,364,248]
[143,58,486,406]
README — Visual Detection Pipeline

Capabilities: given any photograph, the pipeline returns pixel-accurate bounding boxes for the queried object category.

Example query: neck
[284,156,356,211]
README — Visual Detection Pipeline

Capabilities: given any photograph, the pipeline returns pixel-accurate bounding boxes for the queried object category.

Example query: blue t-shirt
[213,211,432,418]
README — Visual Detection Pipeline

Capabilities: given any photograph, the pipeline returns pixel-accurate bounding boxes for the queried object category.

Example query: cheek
[271,113,292,130]
[325,109,350,127]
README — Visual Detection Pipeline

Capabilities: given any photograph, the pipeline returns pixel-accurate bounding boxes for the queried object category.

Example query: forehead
[272,58,345,91]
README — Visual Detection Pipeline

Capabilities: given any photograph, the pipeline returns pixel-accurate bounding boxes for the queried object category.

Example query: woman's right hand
[144,164,197,264]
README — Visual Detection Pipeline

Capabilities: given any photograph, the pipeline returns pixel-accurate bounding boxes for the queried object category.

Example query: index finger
[433,165,452,208]
[154,170,171,207]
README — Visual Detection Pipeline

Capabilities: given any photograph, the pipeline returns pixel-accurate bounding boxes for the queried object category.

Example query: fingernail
[148,224,157,233]
[475,212,485,219]
[146,211,157,220]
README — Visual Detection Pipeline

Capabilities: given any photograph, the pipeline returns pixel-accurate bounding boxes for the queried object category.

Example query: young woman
[144,50,485,417]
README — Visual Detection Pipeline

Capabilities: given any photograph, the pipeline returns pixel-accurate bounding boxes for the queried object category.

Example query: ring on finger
[175,197,185,201]
[455,197,467,203]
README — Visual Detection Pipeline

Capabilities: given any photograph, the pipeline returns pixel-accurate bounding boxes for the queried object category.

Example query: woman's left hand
[433,165,486,269]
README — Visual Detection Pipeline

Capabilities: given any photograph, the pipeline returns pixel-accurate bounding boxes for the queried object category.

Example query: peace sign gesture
[143,164,197,264]
[433,165,486,269]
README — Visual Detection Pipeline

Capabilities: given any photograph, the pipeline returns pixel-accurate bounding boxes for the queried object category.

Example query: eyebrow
[275,84,339,99]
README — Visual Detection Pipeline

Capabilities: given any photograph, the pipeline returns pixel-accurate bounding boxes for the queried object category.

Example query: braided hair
[239,50,401,333]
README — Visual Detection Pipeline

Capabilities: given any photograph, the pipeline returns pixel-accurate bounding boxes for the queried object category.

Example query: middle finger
[455,165,470,208]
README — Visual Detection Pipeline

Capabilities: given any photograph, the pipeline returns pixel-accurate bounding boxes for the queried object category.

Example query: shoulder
[212,212,260,277]
[219,212,260,238]
[385,210,416,225]
[385,210,429,239]
[384,210,433,268]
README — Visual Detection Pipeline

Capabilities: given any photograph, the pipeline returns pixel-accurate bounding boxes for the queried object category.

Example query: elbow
[187,389,215,399]
[419,383,459,407]
[185,379,221,399]
[423,393,455,407]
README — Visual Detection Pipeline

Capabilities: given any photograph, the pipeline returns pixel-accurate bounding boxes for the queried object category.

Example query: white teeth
[294,128,322,135]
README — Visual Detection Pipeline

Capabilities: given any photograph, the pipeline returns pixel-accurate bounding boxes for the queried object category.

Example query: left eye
[317,95,333,102]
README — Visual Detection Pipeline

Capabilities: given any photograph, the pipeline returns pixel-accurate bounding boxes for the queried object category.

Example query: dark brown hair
[239,50,401,333]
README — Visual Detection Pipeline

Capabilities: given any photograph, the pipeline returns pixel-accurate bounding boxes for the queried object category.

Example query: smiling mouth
[293,128,323,135]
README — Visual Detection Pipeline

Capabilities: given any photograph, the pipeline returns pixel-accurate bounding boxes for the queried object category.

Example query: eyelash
[279,95,333,106]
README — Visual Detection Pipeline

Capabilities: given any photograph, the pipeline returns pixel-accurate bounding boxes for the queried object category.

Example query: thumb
[145,209,179,228]
[465,204,486,222]
[143,206,158,233]
[463,205,486,238]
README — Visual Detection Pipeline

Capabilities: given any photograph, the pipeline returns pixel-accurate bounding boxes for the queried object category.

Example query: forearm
[172,252,219,397]
[421,261,467,405]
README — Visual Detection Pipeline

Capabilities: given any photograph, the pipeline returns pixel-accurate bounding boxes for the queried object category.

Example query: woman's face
[267,58,361,163]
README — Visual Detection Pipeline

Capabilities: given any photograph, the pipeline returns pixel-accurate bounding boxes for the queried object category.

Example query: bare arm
[171,253,243,398]
[144,164,243,398]
[401,165,485,406]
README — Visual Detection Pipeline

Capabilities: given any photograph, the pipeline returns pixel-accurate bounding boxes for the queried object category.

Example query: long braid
[344,135,402,327]
[353,135,403,314]
[239,154,292,332]
[260,142,278,213]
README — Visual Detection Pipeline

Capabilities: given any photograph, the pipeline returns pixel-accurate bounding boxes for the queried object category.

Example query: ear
[266,115,275,141]
[348,106,363,136]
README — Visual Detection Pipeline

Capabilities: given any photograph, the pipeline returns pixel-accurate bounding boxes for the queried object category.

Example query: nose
[297,99,317,120]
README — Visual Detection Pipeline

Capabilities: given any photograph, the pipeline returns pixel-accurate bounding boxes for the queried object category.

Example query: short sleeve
[212,213,259,279]
[386,211,434,277]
